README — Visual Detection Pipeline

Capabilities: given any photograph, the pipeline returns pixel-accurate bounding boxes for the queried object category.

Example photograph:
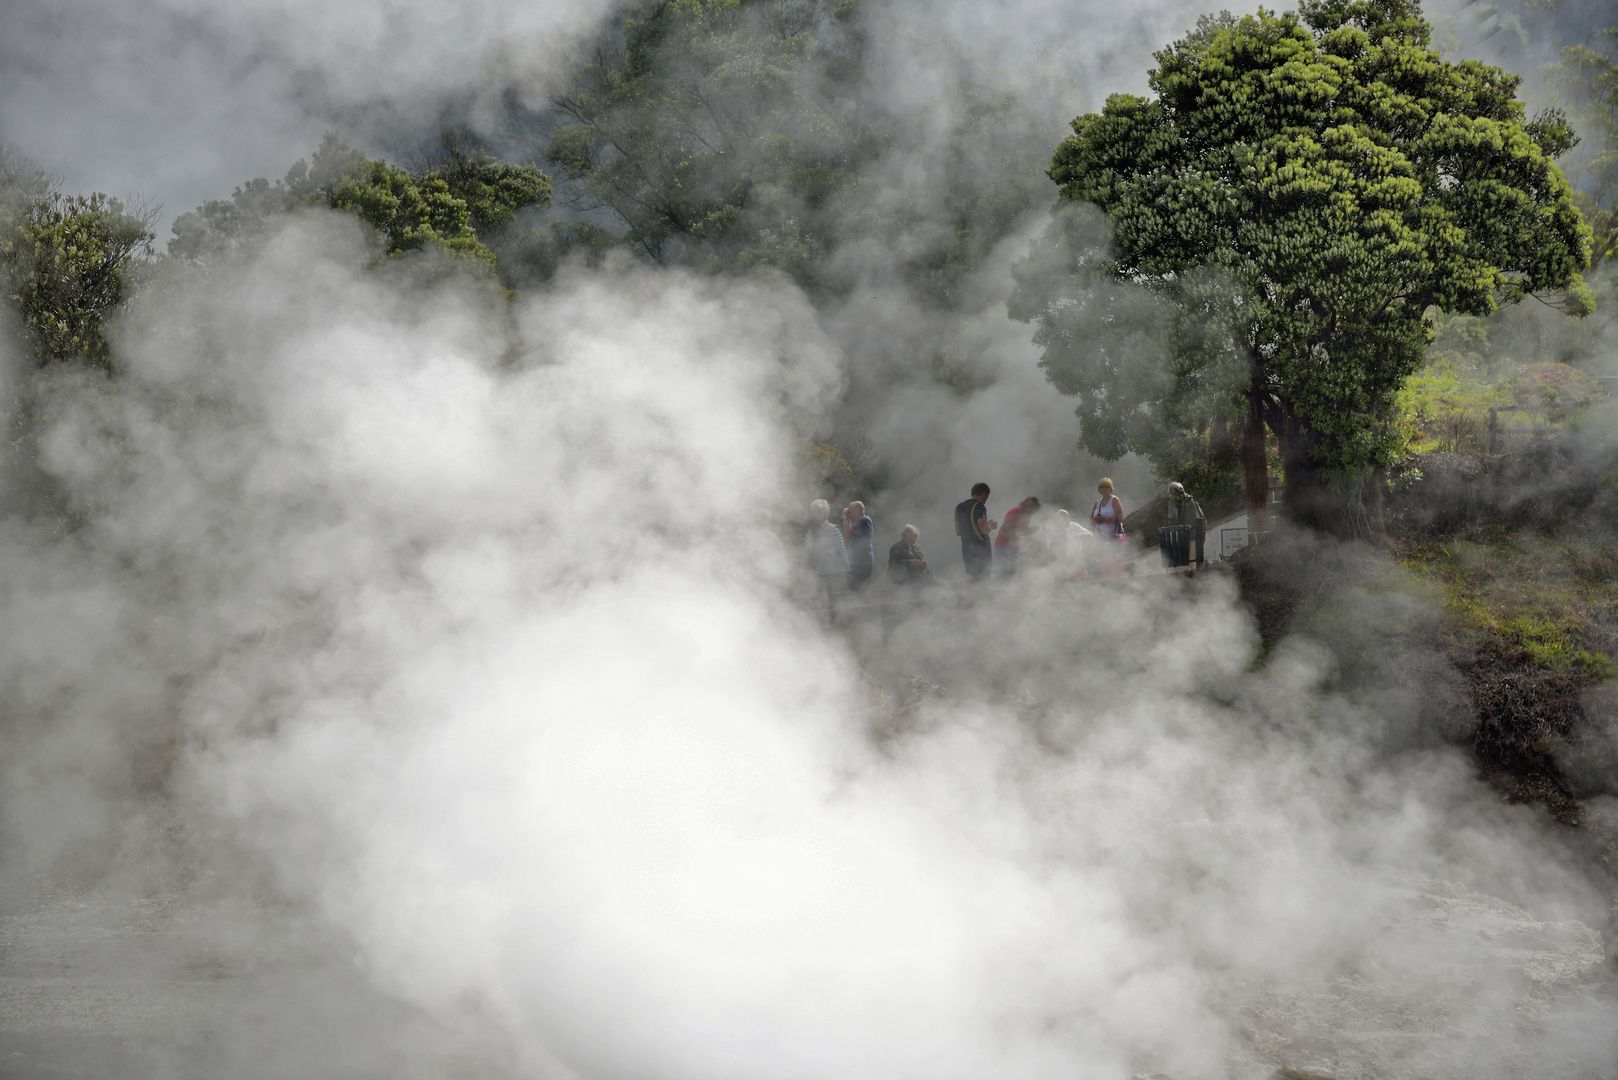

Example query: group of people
[953,479,1127,581]
[803,498,921,601]
[802,478,1130,607]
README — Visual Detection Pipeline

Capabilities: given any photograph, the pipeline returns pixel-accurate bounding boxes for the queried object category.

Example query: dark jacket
[888,540,930,584]
[1169,493,1205,527]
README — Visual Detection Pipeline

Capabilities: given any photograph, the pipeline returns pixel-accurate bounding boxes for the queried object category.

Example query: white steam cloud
[3,1,1618,1076]
[1,212,1614,1078]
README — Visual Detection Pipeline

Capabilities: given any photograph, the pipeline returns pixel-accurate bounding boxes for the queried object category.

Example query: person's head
[1168,481,1186,501]
[1019,495,1041,515]
[750,508,773,528]
[1098,477,1114,497]
[1057,509,1071,526]
[809,499,829,523]
[848,500,865,518]
[970,481,990,501]
[901,524,919,544]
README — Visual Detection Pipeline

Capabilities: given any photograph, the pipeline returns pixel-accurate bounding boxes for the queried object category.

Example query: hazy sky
[0,0,1224,238]
[0,0,617,231]
[1,0,1594,238]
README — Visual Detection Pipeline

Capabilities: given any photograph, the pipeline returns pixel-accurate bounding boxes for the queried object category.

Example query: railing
[1210,488,1282,560]
[1487,404,1552,453]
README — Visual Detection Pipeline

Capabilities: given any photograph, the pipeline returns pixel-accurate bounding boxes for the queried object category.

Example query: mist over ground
[2,0,1618,1078]
[5,209,1614,1080]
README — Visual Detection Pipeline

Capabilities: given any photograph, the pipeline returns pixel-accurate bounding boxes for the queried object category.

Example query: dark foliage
[1465,639,1596,772]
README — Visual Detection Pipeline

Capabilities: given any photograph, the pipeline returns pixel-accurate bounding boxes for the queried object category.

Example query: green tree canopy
[169,131,552,285]
[0,146,156,370]
[1011,0,1591,531]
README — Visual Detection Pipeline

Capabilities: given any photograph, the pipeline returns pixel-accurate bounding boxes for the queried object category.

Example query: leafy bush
[1397,361,1606,453]
[169,131,551,287]
[0,146,156,370]
[1397,367,1507,453]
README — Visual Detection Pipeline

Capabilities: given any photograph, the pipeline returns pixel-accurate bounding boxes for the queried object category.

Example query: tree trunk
[1209,412,1233,464]
[1241,393,1268,532]
[1366,468,1387,537]
[1276,410,1384,539]
[1277,412,1332,532]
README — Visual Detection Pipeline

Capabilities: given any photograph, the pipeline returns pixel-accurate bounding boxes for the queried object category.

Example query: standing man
[843,500,876,591]
[954,482,998,581]
[1167,481,1207,567]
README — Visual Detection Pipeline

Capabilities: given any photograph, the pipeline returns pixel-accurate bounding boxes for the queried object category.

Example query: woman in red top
[993,495,1040,578]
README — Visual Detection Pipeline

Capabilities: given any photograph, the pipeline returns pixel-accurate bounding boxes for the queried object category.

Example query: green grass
[1398,528,1618,679]
[1500,614,1616,676]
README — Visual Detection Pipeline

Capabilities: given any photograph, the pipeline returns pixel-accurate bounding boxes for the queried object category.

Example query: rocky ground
[1217,852,1618,1080]
[4,860,1612,1080]
[0,887,499,1079]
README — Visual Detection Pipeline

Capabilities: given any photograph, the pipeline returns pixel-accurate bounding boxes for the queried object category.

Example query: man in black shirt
[954,482,997,581]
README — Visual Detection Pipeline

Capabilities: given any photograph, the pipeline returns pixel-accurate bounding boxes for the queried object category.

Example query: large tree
[1011,0,1590,533]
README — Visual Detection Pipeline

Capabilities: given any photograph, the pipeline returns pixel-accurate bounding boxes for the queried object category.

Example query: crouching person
[888,525,937,586]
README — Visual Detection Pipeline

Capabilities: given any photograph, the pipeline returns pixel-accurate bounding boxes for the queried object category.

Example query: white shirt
[804,522,849,575]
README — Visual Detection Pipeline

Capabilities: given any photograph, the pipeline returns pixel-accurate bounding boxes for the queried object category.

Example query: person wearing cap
[1166,481,1207,567]
[1166,482,1204,527]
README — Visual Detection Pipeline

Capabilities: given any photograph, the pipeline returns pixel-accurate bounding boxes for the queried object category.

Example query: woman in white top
[804,499,849,615]
[1089,478,1125,579]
